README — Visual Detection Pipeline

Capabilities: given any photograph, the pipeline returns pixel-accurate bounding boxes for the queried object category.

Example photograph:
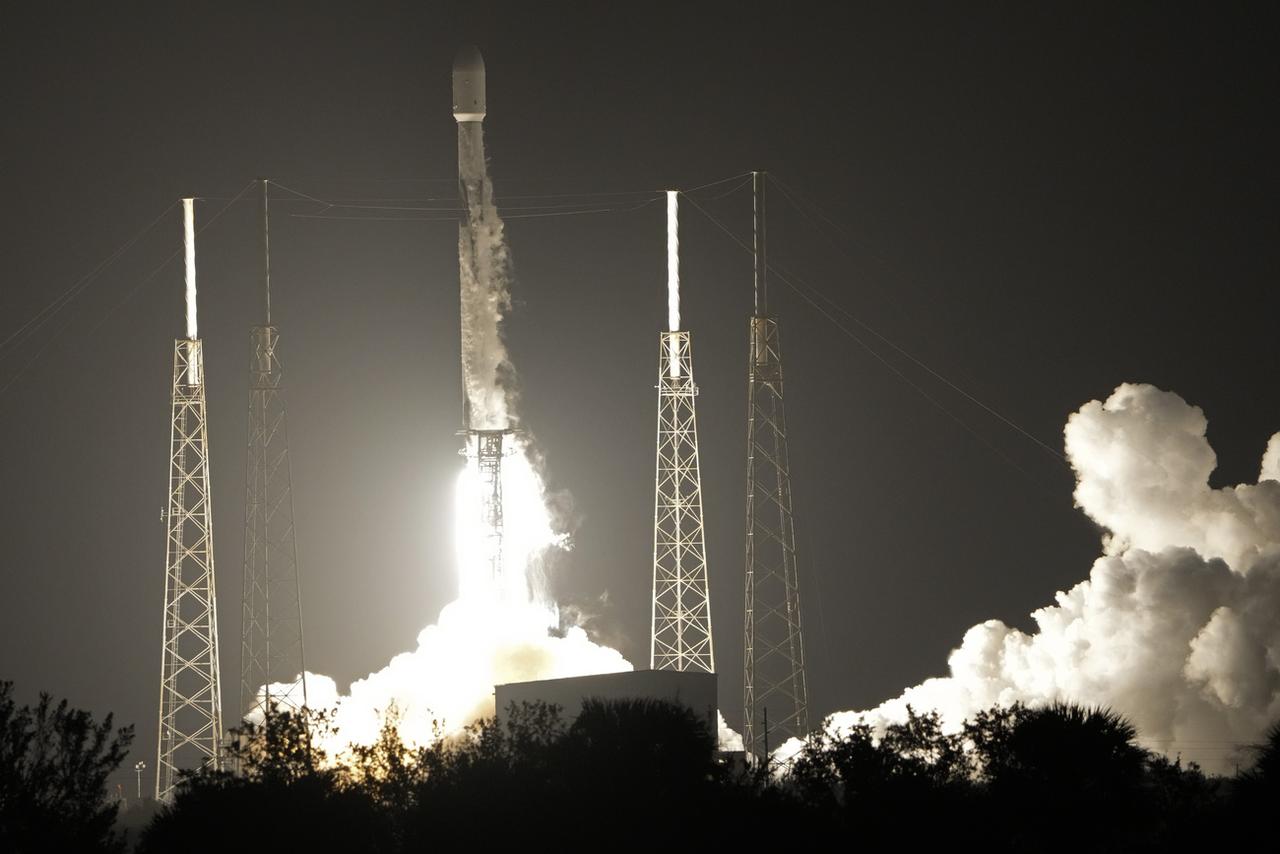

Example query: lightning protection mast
[156,198,224,800]
[743,172,809,761]
[240,180,308,723]
[651,191,715,673]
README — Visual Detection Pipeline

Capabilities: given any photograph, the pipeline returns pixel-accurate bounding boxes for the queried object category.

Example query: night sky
[1,3,1276,792]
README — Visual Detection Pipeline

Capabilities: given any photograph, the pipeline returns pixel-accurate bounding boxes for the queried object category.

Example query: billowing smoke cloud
[253,442,635,760]
[305,599,631,755]
[796,384,1280,772]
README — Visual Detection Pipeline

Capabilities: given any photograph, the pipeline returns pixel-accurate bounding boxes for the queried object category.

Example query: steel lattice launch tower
[454,45,513,585]
[240,181,307,721]
[651,192,715,673]
[156,199,224,800]
[743,172,809,758]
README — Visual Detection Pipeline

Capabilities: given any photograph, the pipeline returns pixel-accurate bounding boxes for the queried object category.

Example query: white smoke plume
[251,440,633,760]
[791,383,1280,772]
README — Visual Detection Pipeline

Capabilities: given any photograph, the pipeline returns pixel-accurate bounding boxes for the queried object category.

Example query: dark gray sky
[1,3,1276,794]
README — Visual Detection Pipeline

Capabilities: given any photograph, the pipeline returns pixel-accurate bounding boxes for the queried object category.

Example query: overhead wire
[1,181,258,400]
[678,190,1069,486]
[764,175,1067,464]
[85,180,258,337]
[1,201,179,357]
[275,176,666,222]
[266,174,745,219]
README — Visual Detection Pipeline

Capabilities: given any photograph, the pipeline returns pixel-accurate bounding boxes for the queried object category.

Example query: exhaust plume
[793,383,1280,772]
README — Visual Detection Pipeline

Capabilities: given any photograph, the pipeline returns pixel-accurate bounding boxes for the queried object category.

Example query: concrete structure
[496,670,717,735]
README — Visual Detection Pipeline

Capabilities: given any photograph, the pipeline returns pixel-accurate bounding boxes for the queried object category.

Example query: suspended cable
[1,180,260,401]
[85,180,258,337]
[266,174,745,213]
[0,201,178,357]
[290,194,662,222]
[682,171,754,195]
[679,191,1069,476]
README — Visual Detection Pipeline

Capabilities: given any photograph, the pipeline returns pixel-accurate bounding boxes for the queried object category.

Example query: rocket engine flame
[252,440,634,759]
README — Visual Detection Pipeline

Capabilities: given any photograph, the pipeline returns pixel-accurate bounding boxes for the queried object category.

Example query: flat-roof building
[495,670,717,734]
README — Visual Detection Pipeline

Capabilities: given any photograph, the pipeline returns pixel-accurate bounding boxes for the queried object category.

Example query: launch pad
[463,427,516,582]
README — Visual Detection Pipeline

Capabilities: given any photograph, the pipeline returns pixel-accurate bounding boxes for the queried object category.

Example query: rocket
[454,45,486,432]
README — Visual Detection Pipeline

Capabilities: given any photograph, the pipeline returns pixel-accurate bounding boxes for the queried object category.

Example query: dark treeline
[2,679,1277,852]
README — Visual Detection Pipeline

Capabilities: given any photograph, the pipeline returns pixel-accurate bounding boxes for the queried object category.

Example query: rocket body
[454,45,510,433]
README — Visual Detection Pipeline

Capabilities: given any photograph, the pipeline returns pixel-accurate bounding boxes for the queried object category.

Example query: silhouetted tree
[1241,720,1280,789]
[137,706,392,854]
[1227,719,1280,845]
[398,701,567,847]
[122,696,1264,851]
[788,707,975,845]
[0,680,133,854]
[966,702,1149,852]
[1142,752,1223,850]
[399,699,750,846]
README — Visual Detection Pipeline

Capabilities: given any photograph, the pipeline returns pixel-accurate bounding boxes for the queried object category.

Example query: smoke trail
[457,123,513,429]
[182,198,197,340]
[788,384,1280,772]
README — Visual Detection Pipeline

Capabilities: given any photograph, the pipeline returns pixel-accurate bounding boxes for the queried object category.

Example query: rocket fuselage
[455,46,488,433]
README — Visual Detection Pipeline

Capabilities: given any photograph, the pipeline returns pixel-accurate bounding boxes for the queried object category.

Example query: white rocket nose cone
[453,44,484,76]
[452,45,486,122]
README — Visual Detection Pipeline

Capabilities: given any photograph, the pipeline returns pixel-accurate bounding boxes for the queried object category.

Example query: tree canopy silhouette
[11,692,1256,853]
[0,680,133,854]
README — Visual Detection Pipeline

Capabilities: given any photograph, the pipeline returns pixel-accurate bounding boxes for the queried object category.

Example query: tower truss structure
[651,330,715,673]
[157,338,223,800]
[475,428,508,581]
[744,172,809,759]
[240,182,307,722]
[239,328,306,718]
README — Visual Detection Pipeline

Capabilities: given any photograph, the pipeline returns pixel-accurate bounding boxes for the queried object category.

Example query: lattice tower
[744,171,809,759]
[239,182,307,722]
[156,339,223,800]
[651,330,715,672]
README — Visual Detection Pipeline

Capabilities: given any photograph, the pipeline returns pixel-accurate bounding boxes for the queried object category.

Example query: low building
[495,670,717,734]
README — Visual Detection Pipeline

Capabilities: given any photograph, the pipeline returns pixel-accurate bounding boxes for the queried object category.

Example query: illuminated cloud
[799,384,1280,772]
